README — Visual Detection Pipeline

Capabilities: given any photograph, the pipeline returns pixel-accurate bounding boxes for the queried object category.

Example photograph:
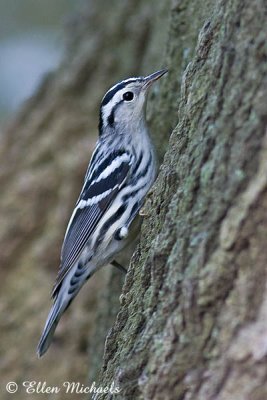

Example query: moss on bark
[92,0,267,399]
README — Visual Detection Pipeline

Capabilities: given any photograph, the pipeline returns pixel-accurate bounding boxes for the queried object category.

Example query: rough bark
[92,0,267,399]
[0,0,266,399]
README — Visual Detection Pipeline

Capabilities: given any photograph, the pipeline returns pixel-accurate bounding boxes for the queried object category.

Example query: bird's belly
[93,213,141,268]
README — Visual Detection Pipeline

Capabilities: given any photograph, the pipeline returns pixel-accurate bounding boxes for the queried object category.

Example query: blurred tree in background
[0,0,267,399]
[0,1,171,398]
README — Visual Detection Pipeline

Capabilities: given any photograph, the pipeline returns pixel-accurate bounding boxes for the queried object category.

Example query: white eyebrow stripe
[104,78,139,97]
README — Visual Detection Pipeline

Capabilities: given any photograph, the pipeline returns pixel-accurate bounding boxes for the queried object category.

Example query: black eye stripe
[102,82,126,106]
[107,100,123,127]
[101,78,138,106]
[108,111,114,126]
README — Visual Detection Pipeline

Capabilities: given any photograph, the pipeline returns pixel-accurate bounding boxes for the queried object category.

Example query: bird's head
[99,69,167,134]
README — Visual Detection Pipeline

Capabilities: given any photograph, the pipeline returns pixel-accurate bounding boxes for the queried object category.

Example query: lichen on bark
[0,0,172,397]
[92,0,267,399]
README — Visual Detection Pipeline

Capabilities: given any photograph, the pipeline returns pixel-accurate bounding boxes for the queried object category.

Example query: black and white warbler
[37,69,167,357]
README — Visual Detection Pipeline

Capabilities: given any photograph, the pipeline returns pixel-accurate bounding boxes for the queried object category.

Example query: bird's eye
[123,91,134,101]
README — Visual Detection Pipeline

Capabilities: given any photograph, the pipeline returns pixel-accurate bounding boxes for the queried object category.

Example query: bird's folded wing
[52,150,131,298]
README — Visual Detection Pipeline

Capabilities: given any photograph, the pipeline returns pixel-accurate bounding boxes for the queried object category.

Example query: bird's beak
[142,69,168,90]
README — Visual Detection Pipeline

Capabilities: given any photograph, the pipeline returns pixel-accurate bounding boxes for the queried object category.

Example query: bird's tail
[37,261,95,357]
[37,295,67,358]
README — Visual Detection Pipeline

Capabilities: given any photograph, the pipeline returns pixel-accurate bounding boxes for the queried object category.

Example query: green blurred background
[0,0,79,123]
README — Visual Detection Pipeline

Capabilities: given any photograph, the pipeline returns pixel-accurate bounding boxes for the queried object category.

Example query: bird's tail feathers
[37,296,66,358]
[37,262,95,358]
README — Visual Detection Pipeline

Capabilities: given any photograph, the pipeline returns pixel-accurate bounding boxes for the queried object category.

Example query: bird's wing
[52,149,132,298]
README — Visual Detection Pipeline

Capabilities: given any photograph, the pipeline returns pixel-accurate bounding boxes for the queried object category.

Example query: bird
[37,68,168,357]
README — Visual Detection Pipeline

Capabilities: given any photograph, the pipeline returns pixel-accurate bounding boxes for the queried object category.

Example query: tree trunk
[0,0,266,399]
[91,0,267,399]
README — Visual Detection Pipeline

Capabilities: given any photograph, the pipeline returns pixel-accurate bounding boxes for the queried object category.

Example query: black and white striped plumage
[37,69,167,357]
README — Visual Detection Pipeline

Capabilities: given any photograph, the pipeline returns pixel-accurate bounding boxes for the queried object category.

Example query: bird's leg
[111,260,127,274]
